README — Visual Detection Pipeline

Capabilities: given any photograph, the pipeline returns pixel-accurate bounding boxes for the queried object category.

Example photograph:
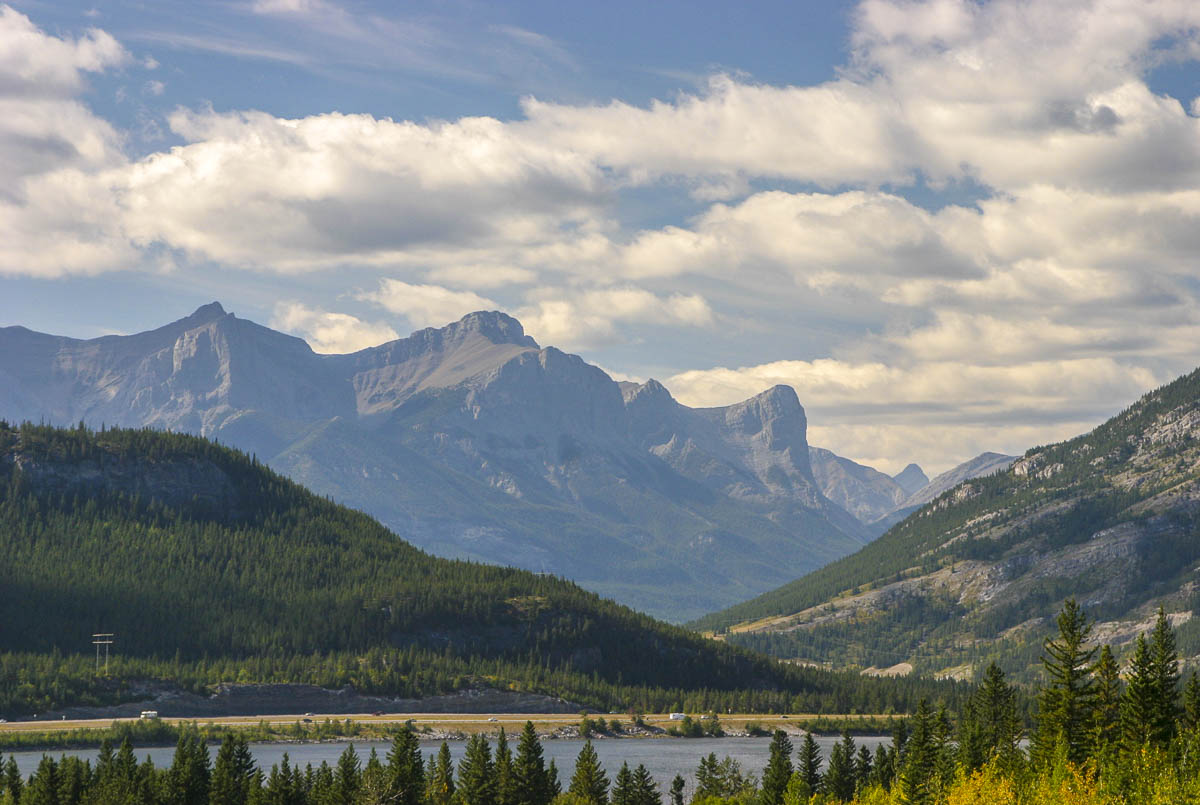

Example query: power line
[92,633,114,674]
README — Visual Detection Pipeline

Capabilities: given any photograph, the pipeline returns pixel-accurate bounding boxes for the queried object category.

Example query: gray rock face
[903,452,1018,509]
[891,463,929,497]
[0,304,869,621]
[808,447,911,524]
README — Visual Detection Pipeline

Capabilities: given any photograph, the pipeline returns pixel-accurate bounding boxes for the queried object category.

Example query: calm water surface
[5,735,891,789]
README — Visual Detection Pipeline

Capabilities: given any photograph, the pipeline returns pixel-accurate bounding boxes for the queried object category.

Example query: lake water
[3,735,892,789]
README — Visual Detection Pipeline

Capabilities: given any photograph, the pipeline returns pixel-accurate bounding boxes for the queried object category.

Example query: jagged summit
[891,463,929,497]
[0,305,867,621]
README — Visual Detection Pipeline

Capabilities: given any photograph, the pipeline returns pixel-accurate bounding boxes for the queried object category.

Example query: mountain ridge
[0,304,871,621]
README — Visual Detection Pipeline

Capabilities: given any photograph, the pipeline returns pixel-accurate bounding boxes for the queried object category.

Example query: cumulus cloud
[359,279,498,330]
[517,287,715,349]
[271,301,399,353]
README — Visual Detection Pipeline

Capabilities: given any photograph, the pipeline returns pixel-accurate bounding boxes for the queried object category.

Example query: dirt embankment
[34,684,587,721]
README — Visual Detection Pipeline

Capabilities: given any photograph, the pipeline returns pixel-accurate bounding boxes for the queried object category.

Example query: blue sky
[4,0,1200,474]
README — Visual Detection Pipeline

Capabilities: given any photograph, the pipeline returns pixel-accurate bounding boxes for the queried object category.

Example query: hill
[0,422,956,719]
[0,304,870,621]
[691,368,1200,681]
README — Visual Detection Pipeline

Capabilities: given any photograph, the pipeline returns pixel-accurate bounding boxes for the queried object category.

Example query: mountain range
[693,367,1200,680]
[2,303,960,621]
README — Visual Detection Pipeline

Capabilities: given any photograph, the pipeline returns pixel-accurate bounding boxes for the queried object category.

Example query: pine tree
[959,662,1023,771]
[797,732,822,794]
[494,728,517,805]
[822,732,856,802]
[1034,598,1097,765]
[759,730,793,805]
[1122,633,1158,750]
[334,744,361,804]
[631,765,660,805]
[611,763,634,805]
[23,756,58,805]
[1183,672,1200,732]
[568,741,608,805]
[514,721,551,805]
[3,756,23,804]
[386,727,426,805]
[1092,644,1122,754]
[427,743,456,805]
[854,746,872,794]
[896,699,937,805]
[210,732,256,805]
[693,753,721,801]
[458,734,496,805]
[547,759,561,799]
[1149,606,1181,745]
[361,748,389,804]
[669,775,685,805]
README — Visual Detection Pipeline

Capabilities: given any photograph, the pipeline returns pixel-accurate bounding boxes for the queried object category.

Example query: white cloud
[359,279,498,329]
[271,301,399,353]
[517,287,715,349]
[142,79,164,96]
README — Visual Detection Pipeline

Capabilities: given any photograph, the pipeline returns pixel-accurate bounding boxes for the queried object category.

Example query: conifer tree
[669,775,685,805]
[759,730,793,805]
[1092,644,1122,754]
[514,721,551,805]
[23,756,58,805]
[1183,672,1200,732]
[386,727,426,805]
[361,748,389,805]
[631,765,660,805]
[1122,632,1158,749]
[693,753,721,801]
[334,744,361,804]
[494,728,517,805]
[210,732,256,805]
[959,661,1023,771]
[547,759,561,799]
[854,746,872,794]
[568,741,608,805]
[3,756,22,804]
[611,763,634,805]
[822,731,856,802]
[310,762,335,805]
[427,743,456,805]
[1034,598,1097,765]
[458,734,496,805]
[797,732,822,794]
[1149,606,1181,744]
[896,699,937,805]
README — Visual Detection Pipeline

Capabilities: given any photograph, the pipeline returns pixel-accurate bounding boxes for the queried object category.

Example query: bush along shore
[3,599,1200,803]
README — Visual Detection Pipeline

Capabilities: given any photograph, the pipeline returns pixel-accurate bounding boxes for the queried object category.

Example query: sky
[3,0,1200,475]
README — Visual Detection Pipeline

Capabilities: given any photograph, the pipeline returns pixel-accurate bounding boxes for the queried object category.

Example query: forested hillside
[0,422,954,718]
[692,367,1200,680]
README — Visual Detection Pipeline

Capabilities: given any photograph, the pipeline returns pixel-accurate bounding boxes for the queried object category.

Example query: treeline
[0,422,960,717]
[6,598,1200,804]
[691,367,1200,637]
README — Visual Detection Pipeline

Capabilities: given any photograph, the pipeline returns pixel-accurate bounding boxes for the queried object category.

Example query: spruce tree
[854,746,872,793]
[896,700,937,805]
[1149,606,1181,745]
[458,734,496,805]
[23,756,58,805]
[210,732,256,805]
[386,727,426,805]
[514,721,551,805]
[611,763,634,805]
[4,756,23,804]
[568,741,608,805]
[1092,644,1122,754]
[334,744,361,804]
[1183,672,1200,732]
[797,732,822,794]
[631,765,660,805]
[547,759,561,799]
[361,748,389,805]
[959,661,1023,771]
[495,728,517,805]
[427,744,456,805]
[822,732,856,802]
[1034,598,1097,765]
[759,730,793,805]
[694,753,721,800]
[1122,632,1158,750]
[669,775,685,805]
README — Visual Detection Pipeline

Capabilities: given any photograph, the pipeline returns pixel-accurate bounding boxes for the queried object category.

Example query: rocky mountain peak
[185,301,229,324]
[441,310,539,349]
[891,463,929,496]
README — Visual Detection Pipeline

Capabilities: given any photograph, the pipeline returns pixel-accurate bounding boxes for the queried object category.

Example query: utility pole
[92,633,114,674]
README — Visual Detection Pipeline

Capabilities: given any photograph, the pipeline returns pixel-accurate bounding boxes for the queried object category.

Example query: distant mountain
[692,370,1200,681]
[891,463,929,497]
[869,452,1018,532]
[808,447,912,524]
[0,423,950,718]
[0,304,870,621]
